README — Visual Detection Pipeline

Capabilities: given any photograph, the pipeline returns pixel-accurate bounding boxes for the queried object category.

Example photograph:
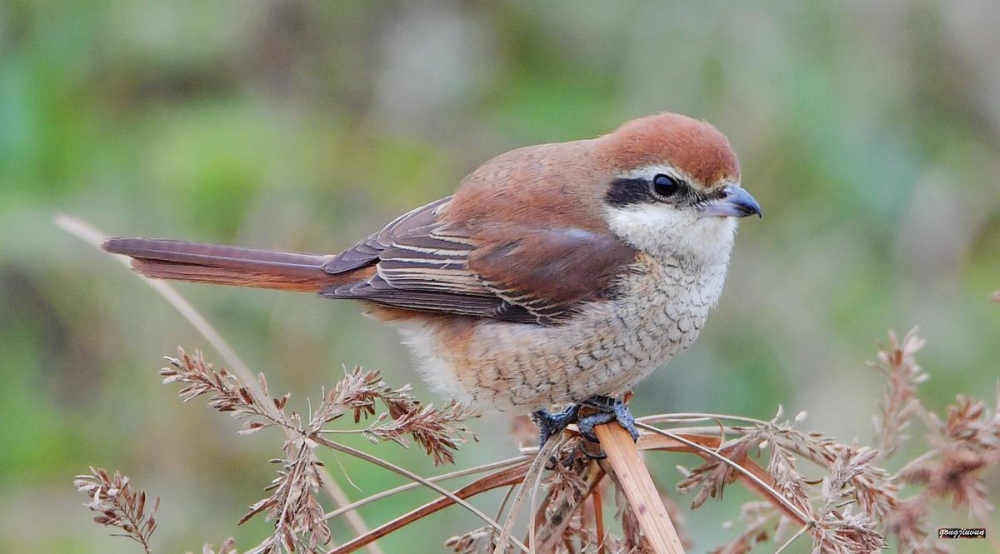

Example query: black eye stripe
[605,176,691,207]
[605,178,655,207]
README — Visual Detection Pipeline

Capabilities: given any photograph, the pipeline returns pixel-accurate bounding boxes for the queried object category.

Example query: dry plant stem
[641,413,772,427]
[772,524,810,554]
[526,453,549,554]
[498,436,566,554]
[594,423,685,554]
[329,462,533,554]
[55,214,381,554]
[318,438,526,551]
[635,424,811,526]
[593,485,607,554]
[323,456,528,521]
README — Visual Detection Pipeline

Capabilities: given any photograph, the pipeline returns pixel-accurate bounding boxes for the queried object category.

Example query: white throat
[605,203,738,269]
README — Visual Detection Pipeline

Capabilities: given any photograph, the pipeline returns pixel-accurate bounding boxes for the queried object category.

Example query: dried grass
[76,328,1000,554]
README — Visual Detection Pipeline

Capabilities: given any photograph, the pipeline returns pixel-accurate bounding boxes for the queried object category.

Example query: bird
[103,112,761,445]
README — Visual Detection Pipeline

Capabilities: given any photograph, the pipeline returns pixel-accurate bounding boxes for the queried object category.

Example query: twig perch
[594,423,685,554]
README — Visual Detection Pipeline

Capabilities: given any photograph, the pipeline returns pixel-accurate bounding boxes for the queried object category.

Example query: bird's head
[596,112,760,266]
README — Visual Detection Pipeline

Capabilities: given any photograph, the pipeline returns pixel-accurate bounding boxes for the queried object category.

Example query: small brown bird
[104,112,760,443]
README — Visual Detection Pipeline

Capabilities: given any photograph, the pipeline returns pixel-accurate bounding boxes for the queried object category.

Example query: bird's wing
[320,197,637,324]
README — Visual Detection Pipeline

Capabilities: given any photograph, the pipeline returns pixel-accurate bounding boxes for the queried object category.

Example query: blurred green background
[2,1,998,552]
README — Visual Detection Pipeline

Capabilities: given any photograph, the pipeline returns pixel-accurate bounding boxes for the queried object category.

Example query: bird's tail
[102,238,344,292]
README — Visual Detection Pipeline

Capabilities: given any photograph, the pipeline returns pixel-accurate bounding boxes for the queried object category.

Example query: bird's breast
[394,253,730,412]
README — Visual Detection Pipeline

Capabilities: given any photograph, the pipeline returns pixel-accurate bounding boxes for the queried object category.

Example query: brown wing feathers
[469,226,637,319]
[104,188,638,324]
[102,238,348,292]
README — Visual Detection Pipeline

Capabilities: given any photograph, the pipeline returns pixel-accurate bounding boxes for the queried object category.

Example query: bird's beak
[700,185,762,218]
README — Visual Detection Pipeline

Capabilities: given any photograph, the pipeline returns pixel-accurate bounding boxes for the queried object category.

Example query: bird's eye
[652,174,682,197]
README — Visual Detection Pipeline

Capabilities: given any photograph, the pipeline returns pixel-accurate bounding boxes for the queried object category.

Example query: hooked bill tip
[700,186,762,219]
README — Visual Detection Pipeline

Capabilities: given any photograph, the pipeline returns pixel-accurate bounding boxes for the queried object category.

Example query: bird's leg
[576,395,639,443]
[531,404,580,447]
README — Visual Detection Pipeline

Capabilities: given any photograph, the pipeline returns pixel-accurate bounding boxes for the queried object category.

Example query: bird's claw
[577,395,639,443]
[531,404,579,447]
[531,395,639,448]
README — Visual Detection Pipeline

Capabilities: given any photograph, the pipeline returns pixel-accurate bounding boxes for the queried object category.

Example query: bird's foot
[576,395,639,443]
[531,404,580,447]
[530,395,639,448]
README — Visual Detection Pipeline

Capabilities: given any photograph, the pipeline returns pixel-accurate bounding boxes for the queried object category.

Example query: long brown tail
[103,238,347,292]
